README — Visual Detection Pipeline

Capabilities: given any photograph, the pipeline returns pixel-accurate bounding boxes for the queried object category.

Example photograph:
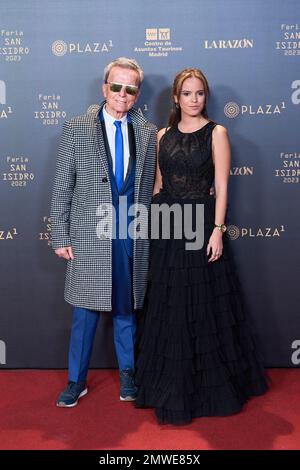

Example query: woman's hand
[207,229,223,262]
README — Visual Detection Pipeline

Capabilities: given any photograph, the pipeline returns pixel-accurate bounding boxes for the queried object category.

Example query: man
[50,57,157,407]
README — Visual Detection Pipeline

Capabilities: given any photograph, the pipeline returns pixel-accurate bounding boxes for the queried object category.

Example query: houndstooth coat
[50,102,157,311]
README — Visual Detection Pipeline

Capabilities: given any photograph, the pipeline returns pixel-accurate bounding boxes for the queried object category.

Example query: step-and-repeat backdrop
[1,0,299,368]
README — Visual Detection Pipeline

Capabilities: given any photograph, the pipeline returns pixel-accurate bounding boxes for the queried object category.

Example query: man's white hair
[103,57,144,84]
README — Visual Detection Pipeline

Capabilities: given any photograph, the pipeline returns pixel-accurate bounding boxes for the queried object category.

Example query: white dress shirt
[102,105,130,180]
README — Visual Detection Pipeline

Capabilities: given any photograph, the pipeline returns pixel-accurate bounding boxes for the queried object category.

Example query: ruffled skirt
[135,193,268,425]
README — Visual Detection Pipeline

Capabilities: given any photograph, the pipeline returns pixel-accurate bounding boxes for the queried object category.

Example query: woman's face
[175,76,206,118]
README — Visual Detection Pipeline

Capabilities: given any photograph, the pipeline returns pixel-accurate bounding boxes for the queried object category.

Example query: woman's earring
[175,102,179,109]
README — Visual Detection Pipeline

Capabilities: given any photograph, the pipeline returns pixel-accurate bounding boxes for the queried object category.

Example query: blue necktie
[114,120,124,192]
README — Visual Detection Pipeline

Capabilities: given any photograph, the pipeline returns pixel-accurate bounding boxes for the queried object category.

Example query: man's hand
[55,246,74,260]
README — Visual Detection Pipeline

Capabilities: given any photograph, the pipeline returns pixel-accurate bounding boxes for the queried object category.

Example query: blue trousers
[68,209,135,382]
[69,307,136,383]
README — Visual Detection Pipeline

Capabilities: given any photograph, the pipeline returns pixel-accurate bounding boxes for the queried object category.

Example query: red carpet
[0,369,299,450]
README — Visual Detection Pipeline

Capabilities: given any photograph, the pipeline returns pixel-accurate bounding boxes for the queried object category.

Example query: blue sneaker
[56,381,88,407]
[120,369,137,401]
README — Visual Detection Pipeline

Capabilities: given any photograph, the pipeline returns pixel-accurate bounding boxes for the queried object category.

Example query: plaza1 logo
[291,80,300,105]
[275,151,300,185]
[275,23,300,56]
[226,225,285,240]
[134,28,183,57]
[291,340,300,365]
[224,101,286,118]
[52,39,113,56]
[137,103,149,115]
[34,93,67,126]
[39,216,52,246]
[0,340,6,365]
[2,156,35,188]
[0,80,13,119]
[0,29,30,62]
[0,227,18,240]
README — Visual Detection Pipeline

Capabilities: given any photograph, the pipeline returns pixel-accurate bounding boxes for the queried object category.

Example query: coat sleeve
[149,124,158,179]
[50,120,76,250]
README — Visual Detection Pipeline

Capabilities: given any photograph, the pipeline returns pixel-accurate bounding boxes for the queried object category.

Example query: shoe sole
[120,395,136,402]
[56,388,88,408]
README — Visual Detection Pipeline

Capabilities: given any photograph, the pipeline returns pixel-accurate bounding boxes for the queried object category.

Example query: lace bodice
[158,121,217,198]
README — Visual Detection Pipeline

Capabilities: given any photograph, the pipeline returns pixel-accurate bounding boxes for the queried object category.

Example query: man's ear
[102,83,107,99]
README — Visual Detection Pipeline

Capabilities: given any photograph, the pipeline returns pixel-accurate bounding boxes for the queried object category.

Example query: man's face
[102,66,140,118]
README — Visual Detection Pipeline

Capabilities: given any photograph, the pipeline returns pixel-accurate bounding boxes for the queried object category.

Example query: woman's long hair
[168,68,210,128]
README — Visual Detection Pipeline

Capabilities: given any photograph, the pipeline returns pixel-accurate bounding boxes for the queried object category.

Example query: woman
[135,68,268,425]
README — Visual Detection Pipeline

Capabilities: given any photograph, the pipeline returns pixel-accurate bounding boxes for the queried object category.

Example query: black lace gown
[135,122,268,425]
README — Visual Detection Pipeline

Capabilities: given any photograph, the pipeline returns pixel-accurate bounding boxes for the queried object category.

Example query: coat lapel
[92,105,110,179]
[129,109,151,199]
